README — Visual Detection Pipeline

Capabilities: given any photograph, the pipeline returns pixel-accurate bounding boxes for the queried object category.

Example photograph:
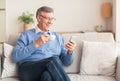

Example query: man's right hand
[34,34,49,48]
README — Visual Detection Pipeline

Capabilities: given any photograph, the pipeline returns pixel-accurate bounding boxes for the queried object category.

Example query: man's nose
[48,20,53,24]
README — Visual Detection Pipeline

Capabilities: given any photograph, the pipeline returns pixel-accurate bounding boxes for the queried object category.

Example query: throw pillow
[80,41,118,76]
[1,43,18,78]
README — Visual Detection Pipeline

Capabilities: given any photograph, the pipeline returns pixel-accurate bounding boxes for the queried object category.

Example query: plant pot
[24,24,32,31]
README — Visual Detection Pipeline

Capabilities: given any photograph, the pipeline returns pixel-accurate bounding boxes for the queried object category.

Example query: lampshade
[101,2,112,18]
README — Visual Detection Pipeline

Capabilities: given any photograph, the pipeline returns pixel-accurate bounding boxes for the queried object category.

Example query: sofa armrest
[0,44,2,77]
[116,54,120,81]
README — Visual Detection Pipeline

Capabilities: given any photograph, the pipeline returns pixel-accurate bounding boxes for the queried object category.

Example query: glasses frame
[40,15,56,21]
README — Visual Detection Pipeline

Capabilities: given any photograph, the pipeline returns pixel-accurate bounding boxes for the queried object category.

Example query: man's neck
[37,24,49,32]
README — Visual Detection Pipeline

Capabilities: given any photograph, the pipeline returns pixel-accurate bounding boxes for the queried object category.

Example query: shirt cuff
[67,51,73,55]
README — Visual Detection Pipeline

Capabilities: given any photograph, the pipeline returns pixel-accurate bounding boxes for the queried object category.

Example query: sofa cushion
[0,75,116,81]
[0,74,116,81]
[116,48,120,81]
[0,77,19,81]
[68,74,116,81]
[80,41,118,76]
[1,43,18,78]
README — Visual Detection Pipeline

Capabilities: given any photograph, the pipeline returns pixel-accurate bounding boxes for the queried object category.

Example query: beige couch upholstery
[0,32,120,81]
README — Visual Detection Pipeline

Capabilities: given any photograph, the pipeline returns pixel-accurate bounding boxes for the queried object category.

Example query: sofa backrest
[61,32,115,73]
[6,32,115,73]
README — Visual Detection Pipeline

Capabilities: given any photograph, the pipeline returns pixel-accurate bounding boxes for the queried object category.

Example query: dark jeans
[18,56,70,81]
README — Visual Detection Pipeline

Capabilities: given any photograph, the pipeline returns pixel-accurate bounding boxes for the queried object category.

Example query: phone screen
[69,36,73,42]
[69,36,77,42]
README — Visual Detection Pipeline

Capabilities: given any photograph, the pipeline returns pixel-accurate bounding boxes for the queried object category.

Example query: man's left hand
[65,40,76,54]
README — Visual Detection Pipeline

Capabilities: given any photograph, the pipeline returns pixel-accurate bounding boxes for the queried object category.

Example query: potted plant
[18,11,34,31]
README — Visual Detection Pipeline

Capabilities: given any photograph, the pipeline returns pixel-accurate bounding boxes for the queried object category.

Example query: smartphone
[69,36,74,42]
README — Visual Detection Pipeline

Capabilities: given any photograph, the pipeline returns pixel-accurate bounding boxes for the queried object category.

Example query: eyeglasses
[40,15,56,21]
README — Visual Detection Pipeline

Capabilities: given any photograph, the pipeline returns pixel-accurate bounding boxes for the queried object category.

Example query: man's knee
[50,56,62,65]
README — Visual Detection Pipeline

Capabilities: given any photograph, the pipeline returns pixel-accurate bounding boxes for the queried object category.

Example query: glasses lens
[40,15,56,21]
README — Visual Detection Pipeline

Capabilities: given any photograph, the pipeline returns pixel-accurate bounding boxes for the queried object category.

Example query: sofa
[0,32,120,81]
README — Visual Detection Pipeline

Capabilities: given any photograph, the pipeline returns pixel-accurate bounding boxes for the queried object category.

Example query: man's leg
[18,59,50,81]
[40,71,52,81]
[46,56,71,81]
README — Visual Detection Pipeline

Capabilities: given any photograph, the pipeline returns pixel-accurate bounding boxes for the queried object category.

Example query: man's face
[37,12,55,31]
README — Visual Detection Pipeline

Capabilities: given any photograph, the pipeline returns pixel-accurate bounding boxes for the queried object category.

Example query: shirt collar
[35,26,51,34]
[35,26,42,34]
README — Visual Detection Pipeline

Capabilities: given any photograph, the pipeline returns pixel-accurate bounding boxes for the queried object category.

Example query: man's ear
[36,16,41,22]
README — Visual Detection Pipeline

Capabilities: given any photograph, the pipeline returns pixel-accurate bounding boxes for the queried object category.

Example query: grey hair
[36,6,54,17]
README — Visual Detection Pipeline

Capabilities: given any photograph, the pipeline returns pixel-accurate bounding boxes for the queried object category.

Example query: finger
[42,34,49,41]
[69,40,75,44]
[70,41,76,47]
[66,44,73,49]
[67,42,74,47]
[66,45,73,51]
[66,43,76,50]
[44,34,49,37]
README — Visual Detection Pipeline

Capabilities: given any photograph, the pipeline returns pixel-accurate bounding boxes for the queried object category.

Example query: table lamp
[101,2,112,31]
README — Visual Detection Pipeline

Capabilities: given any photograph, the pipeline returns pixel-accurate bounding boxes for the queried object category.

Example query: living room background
[1,0,120,42]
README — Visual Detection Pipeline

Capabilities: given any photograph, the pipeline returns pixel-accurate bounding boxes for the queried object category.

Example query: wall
[0,0,5,8]
[6,0,112,37]
[113,0,120,42]
[0,0,6,42]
